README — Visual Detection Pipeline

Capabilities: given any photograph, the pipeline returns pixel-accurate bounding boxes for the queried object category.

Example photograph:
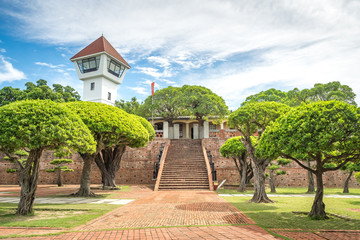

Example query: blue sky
[1,0,360,109]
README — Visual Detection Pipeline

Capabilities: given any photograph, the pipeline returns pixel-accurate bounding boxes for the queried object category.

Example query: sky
[0,0,360,110]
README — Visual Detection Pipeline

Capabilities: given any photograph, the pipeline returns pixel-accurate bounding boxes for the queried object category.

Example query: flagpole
[151,82,154,126]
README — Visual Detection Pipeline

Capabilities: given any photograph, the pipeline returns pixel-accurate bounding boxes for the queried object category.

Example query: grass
[218,187,360,195]
[0,203,119,228]
[223,195,360,230]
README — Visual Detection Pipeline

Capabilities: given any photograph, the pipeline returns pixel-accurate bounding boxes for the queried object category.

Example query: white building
[70,36,131,105]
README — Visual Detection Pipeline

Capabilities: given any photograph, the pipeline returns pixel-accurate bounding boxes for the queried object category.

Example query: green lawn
[223,195,360,230]
[0,203,119,228]
[218,187,360,195]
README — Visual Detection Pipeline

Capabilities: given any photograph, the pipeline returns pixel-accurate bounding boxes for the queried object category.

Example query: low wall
[0,139,170,186]
[202,138,360,188]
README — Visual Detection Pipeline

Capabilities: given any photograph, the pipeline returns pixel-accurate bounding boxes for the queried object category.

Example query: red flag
[151,82,155,96]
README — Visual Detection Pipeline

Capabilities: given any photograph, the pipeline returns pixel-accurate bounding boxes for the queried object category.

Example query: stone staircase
[158,139,210,190]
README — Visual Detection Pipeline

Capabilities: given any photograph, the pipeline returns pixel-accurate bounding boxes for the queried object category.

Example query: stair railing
[201,139,214,191]
[153,143,165,180]
[154,141,170,191]
[207,150,217,182]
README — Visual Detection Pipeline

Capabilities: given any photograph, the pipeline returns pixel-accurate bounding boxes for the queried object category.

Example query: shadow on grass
[349,201,360,205]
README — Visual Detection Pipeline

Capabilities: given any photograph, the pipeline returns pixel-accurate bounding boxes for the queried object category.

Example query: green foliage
[341,162,360,172]
[6,168,18,173]
[228,101,290,138]
[258,101,360,164]
[180,85,229,122]
[66,101,149,149]
[242,88,287,106]
[0,100,96,154]
[242,81,356,107]
[13,150,29,157]
[276,170,286,175]
[267,164,279,171]
[141,85,229,124]
[115,97,143,116]
[0,80,80,106]
[355,172,360,183]
[219,136,246,158]
[141,86,185,123]
[277,158,292,166]
[132,115,155,141]
[49,159,74,165]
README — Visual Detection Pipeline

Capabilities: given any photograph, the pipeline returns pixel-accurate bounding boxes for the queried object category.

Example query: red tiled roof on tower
[70,36,131,68]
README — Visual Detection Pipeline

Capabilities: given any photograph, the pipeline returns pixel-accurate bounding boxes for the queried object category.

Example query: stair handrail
[154,141,170,191]
[201,139,214,191]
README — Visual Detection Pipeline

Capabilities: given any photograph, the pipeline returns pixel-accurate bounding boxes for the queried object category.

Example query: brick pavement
[74,191,254,230]
[6,225,278,240]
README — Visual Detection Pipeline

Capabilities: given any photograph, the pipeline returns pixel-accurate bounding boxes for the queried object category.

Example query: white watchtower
[70,36,131,105]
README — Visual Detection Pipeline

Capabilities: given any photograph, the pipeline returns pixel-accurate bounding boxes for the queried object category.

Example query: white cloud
[0,56,26,82]
[127,86,148,95]
[3,0,360,106]
[35,62,65,69]
[0,49,6,53]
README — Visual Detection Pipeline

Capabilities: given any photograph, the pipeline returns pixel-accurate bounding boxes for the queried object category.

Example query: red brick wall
[203,138,360,188]
[0,139,170,185]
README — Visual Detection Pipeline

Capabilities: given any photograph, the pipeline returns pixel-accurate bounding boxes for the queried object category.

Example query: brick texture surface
[74,191,254,231]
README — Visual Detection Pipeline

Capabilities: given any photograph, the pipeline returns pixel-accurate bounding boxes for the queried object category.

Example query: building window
[77,56,100,73]
[108,92,111,101]
[107,58,125,78]
[209,124,216,131]
[90,82,95,91]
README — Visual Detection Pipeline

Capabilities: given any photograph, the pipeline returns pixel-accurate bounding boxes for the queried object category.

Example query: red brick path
[6,226,277,240]
[74,191,254,230]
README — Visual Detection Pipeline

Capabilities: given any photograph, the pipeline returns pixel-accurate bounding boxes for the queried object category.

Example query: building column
[185,123,190,139]
[203,121,209,138]
[174,124,180,139]
[163,121,169,138]
[220,122,224,129]
[193,124,199,139]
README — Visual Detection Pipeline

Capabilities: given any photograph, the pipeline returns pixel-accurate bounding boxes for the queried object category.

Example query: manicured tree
[2,150,28,186]
[341,162,360,193]
[228,102,290,203]
[95,114,155,189]
[45,151,74,187]
[141,86,184,126]
[180,85,229,126]
[66,102,149,196]
[258,101,360,219]
[219,136,254,192]
[267,158,291,193]
[0,100,96,215]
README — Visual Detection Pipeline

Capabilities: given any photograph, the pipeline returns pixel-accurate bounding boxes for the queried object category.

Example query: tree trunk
[72,153,96,197]
[95,145,126,189]
[249,160,273,203]
[307,161,315,193]
[246,161,253,184]
[17,148,43,215]
[343,171,353,194]
[238,159,247,192]
[269,170,276,193]
[309,171,328,219]
[57,169,63,187]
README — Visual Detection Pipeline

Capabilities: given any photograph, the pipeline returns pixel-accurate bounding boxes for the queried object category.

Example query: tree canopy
[141,85,229,125]
[228,101,290,202]
[242,81,356,107]
[0,100,96,215]
[258,101,360,219]
[115,97,143,116]
[66,101,149,195]
[0,79,80,106]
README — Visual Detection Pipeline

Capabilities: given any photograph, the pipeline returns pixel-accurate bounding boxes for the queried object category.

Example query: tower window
[90,82,95,91]
[107,58,125,78]
[108,92,111,100]
[77,56,100,73]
